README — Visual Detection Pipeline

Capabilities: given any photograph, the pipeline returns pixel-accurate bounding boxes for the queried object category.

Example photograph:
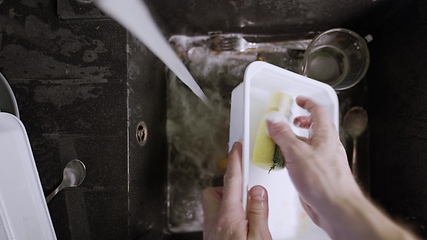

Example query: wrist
[323,194,416,240]
[320,191,368,239]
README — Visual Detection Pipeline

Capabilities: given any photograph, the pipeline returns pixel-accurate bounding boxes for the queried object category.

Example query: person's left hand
[202,142,272,240]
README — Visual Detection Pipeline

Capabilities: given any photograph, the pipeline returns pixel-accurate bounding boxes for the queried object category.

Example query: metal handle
[45,181,66,203]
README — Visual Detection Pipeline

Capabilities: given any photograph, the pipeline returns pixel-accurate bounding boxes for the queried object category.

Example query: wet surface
[1,1,128,239]
[1,0,427,239]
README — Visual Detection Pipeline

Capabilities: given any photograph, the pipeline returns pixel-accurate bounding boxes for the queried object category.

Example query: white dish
[0,113,56,240]
[229,61,338,239]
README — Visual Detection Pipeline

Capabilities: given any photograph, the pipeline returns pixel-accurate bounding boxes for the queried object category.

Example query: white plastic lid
[229,61,338,239]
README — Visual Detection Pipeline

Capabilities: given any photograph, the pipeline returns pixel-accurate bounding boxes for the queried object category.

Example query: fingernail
[232,141,241,150]
[266,111,288,124]
[250,186,266,201]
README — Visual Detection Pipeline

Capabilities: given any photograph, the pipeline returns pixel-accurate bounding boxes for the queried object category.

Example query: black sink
[0,0,426,239]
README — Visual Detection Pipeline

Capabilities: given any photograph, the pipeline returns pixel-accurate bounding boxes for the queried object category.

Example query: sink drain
[136,121,147,146]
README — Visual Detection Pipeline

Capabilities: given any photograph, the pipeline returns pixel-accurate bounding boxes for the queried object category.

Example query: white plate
[229,61,338,239]
[0,113,56,239]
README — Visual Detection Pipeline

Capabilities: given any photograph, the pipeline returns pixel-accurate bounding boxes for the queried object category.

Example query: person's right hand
[266,96,418,240]
[266,96,364,235]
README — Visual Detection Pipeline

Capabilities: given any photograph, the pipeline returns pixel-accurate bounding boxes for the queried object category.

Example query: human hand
[266,96,420,240]
[266,96,364,234]
[202,142,272,240]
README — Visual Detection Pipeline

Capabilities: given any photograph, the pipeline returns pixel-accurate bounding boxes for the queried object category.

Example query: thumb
[247,186,272,240]
[266,111,302,154]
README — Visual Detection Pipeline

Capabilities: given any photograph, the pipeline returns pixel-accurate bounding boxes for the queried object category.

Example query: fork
[210,36,311,52]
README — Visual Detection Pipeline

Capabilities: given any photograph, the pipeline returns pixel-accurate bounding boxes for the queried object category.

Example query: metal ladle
[46,159,86,203]
[343,107,368,180]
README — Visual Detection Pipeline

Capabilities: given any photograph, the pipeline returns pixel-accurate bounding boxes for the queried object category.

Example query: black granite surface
[126,34,168,239]
[0,0,129,239]
[1,0,427,239]
[368,0,427,236]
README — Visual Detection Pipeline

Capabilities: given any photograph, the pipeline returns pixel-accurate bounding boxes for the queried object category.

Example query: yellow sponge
[252,91,293,171]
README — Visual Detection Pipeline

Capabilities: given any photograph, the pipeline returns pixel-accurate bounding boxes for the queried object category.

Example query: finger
[202,186,223,233]
[296,96,331,127]
[221,142,243,211]
[294,116,312,129]
[296,96,332,141]
[247,186,272,240]
[217,142,247,239]
[266,111,303,154]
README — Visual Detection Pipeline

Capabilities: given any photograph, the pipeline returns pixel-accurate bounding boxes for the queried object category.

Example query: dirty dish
[302,28,370,90]
[229,61,338,239]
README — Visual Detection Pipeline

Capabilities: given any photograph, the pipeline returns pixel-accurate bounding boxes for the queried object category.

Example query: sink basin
[1,0,427,239]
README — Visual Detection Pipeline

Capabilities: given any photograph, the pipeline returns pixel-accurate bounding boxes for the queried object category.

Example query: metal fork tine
[210,36,239,51]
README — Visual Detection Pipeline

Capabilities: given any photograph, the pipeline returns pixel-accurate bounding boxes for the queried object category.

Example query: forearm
[324,196,418,240]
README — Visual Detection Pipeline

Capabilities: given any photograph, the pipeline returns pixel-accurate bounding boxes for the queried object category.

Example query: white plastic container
[229,61,339,240]
[0,113,57,240]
